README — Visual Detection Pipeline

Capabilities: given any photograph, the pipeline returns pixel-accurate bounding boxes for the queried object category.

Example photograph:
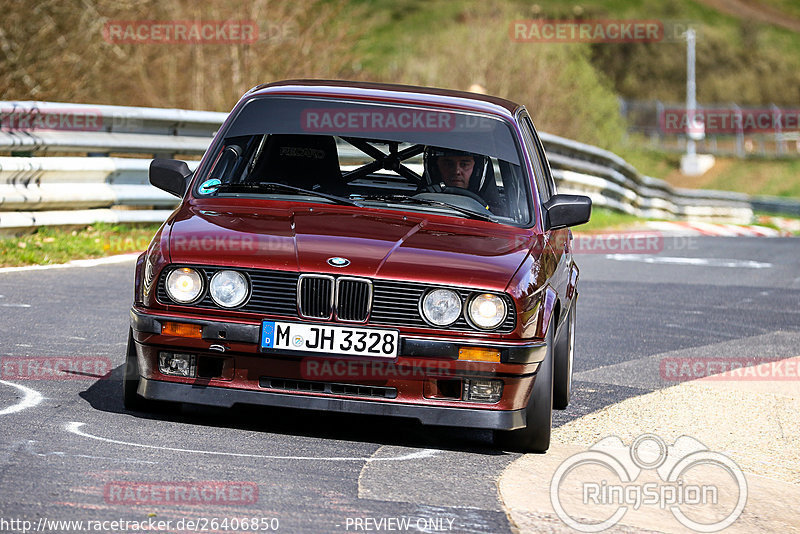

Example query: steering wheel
[424,184,488,208]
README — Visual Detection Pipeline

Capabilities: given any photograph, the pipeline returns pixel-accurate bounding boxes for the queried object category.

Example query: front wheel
[553,303,576,410]
[123,329,164,412]
[494,321,553,453]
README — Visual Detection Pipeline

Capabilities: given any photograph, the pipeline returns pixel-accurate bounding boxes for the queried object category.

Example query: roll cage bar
[340,137,426,185]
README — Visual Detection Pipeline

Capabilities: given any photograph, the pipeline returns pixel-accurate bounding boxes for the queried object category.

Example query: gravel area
[499,356,800,533]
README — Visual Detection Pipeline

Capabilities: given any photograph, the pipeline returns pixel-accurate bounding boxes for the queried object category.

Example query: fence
[620,99,800,158]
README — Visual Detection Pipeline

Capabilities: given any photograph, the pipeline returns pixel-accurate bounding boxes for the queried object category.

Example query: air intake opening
[298,275,334,319]
[424,378,463,400]
[197,356,225,379]
[259,377,396,399]
[336,278,372,322]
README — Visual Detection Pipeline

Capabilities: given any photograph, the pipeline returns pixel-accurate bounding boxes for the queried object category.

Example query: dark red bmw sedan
[126,80,591,453]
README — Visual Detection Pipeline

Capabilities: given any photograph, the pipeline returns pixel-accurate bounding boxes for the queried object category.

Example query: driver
[423,146,503,214]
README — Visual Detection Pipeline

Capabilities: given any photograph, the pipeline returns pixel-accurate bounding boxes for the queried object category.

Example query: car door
[516,111,571,315]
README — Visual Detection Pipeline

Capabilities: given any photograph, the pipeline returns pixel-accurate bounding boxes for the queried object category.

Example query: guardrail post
[732,103,745,158]
[654,100,664,147]
[772,104,783,156]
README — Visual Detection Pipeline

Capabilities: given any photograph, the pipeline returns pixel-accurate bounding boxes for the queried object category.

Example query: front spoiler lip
[138,377,527,430]
[131,307,546,364]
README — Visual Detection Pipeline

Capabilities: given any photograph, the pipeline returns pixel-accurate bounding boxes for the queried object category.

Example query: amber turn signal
[458,347,501,362]
[161,321,203,338]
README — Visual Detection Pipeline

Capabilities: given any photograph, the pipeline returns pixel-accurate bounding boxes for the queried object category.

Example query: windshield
[194,96,533,226]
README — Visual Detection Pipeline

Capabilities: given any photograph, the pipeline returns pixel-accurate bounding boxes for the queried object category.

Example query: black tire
[123,329,163,412]
[494,321,553,453]
[553,303,576,410]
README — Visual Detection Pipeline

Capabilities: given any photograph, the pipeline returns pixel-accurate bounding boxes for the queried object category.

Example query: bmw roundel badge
[327,257,351,267]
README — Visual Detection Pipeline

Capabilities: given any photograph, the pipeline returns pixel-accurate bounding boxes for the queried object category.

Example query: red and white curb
[644,221,787,237]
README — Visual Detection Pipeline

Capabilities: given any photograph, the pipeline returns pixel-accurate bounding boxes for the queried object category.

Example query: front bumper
[139,377,527,429]
[130,307,545,430]
[130,308,546,364]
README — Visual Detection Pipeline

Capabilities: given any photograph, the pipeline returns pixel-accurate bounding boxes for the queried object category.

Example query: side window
[518,115,552,204]
[526,118,558,197]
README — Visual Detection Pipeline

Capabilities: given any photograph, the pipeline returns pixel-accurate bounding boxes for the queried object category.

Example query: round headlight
[165,267,203,303]
[468,293,507,330]
[210,270,249,308]
[421,289,462,326]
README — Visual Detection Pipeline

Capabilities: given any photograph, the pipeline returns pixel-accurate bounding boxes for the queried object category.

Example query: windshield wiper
[361,194,496,222]
[213,182,362,207]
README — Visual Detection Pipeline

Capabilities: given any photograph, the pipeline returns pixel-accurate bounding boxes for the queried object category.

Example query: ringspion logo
[551,434,747,532]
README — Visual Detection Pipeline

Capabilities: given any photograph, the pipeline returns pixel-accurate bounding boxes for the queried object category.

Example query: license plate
[261,321,399,358]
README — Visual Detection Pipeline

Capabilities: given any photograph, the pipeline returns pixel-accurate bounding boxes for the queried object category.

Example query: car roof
[246,79,523,118]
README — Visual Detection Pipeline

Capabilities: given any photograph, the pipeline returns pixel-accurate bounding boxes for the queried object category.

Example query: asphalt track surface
[0,236,798,533]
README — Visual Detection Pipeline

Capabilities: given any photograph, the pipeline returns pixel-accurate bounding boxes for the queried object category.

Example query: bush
[367,3,627,149]
[0,0,362,110]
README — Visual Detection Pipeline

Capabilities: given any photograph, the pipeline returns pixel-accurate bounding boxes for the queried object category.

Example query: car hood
[168,203,533,291]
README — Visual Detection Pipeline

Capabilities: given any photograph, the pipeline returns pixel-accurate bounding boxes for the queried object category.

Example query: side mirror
[543,194,592,230]
[149,158,192,198]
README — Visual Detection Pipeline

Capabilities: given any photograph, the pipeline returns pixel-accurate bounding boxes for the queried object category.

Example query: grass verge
[2,209,794,268]
[575,208,651,233]
[0,214,650,268]
[618,142,800,200]
[0,223,161,267]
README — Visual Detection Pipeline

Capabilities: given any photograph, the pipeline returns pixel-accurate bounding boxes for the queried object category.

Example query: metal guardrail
[0,101,225,155]
[1,101,798,231]
[538,132,756,221]
[751,196,800,217]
